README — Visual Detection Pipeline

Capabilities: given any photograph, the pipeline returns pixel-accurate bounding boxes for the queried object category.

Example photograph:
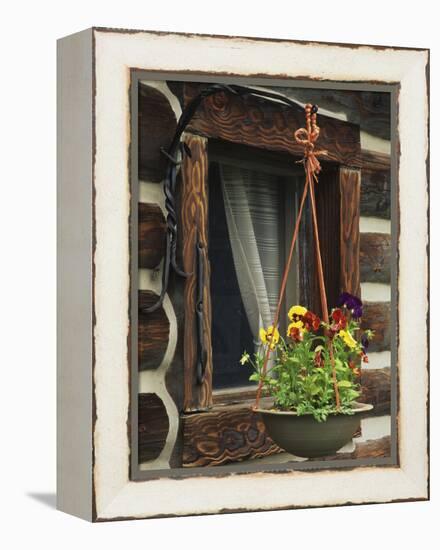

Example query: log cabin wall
[136,81,392,470]
[137,82,183,469]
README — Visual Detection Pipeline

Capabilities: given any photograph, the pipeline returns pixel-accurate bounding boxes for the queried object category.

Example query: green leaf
[338,380,352,388]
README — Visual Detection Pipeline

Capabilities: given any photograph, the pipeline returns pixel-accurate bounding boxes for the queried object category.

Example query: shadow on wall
[26,492,57,510]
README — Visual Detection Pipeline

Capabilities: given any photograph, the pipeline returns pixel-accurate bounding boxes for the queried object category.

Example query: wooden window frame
[180,82,362,415]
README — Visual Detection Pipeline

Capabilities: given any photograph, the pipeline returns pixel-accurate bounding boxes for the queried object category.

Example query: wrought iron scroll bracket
[140,83,307,314]
[195,240,207,384]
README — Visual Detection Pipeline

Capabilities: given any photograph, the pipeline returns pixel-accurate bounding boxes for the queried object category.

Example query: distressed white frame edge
[57,28,94,521]
[58,28,429,521]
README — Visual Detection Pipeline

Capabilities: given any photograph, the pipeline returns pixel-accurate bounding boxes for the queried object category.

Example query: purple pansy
[338,292,363,319]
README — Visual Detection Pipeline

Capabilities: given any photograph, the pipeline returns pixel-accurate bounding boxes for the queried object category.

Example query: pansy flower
[303,310,321,332]
[288,305,307,323]
[259,325,280,350]
[287,321,304,342]
[331,308,347,330]
[338,329,357,349]
[338,292,363,319]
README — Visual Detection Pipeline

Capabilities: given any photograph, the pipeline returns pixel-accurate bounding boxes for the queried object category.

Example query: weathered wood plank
[360,232,391,283]
[138,393,169,462]
[181,134,213,411]
[138,202,166,269]
[213,387,258,406]
[339,167,361,298]
[138,291,170,370]
[362,301,391,352]
[310,436,391,461]
[138,83,177,182]
[359,367,391,415]
[314,166,340,313]
[313,166,361,313]
[182,400,282,467]
[184,83,362,168]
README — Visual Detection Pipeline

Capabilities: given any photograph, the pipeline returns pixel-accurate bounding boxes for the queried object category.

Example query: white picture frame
[57,27,429,521]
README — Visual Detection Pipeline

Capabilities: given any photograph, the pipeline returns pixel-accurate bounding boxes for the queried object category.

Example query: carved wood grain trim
[181,134,213,411]
[182,399,282,467]
[314,166,341,313]
[339,167,361,298]
[184,83,362,168]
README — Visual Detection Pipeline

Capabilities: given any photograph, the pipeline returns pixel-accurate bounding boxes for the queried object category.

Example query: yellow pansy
[287,320,304,333]
[338,329,357,349]
[259,325,280,350]
[287,321,305,342]
[288,305,307,322]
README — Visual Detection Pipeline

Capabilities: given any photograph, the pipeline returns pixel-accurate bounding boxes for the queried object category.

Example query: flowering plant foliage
[241,293,374,422]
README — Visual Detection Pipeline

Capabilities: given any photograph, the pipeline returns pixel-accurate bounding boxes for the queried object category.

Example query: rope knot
[294,104,327,180]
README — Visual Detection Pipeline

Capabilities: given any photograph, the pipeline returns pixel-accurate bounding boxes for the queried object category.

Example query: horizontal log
[360,168,391,219]
[138,202,166,269]
[138,83,177,182]
[273,89,391,141]
[361,149,391,172]
[138,291,170,370]
[359,367,391,416]
[362,301,391,352]
[182,399,282,467]
[138,393,169,462]
[184,83,361,168]
[310,436,391,461]
[360,232,391,283]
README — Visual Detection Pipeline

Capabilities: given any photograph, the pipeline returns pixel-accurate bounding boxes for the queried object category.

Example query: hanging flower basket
[255,402,373,458]
[244,295,375,458]
[242,104,374,459]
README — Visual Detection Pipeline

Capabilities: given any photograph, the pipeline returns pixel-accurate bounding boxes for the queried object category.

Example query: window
[208,142,303,389]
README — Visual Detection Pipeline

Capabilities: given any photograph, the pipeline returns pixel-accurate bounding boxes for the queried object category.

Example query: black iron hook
[141,83,305,313]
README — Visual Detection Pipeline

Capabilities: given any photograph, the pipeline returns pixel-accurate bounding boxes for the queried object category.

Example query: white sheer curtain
[219,164,282,348]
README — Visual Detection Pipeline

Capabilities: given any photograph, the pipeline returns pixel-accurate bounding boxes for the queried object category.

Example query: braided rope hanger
[254,103,341,411]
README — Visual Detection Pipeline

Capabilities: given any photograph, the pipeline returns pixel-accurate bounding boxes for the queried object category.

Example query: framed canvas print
[57,27,429,521]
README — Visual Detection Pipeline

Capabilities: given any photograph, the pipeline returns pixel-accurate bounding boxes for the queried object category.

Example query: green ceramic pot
[255,402,373,458]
